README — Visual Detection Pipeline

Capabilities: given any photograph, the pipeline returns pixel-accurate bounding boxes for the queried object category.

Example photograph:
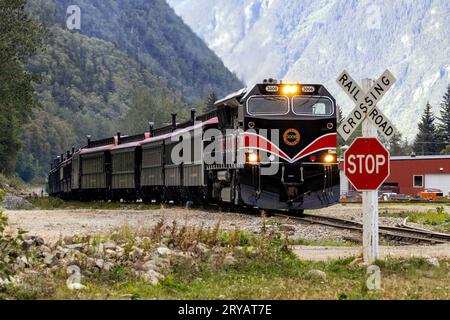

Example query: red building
[340,155,450,197]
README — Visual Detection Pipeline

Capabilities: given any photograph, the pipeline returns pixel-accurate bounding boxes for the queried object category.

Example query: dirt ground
[4,203,450,261]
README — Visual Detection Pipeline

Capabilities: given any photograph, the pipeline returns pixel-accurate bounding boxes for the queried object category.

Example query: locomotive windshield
[247,96,289,115]
[292,96,334,116]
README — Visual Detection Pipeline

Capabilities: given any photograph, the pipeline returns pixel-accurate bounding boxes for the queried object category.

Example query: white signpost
[337,70,396,264]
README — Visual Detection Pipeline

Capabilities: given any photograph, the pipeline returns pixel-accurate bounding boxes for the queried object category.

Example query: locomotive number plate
[283,128,301,146]
[265,85,279,93]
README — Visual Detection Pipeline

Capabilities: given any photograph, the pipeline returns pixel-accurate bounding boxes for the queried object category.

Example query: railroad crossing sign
[344,137,390,191]
[337,69,397,141]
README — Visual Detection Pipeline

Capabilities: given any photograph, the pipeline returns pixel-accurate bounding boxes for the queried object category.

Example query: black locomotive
[48,80,340,213]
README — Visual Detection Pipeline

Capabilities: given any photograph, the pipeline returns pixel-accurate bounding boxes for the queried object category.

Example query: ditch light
[324,154,335,163]
[248,152,259,164]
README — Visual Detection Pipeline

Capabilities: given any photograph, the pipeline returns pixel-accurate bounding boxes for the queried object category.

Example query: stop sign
[344,137,390,191]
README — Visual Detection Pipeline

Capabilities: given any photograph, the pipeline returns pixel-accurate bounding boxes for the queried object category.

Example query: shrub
[409,208,450,225]
[0,174,25,191]
[0,212,29,279]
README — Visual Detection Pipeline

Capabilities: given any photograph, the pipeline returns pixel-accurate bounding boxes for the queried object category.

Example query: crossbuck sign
[337,69,397,141]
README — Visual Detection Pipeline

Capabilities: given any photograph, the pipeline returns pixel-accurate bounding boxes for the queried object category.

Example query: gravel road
[292,244,450,261]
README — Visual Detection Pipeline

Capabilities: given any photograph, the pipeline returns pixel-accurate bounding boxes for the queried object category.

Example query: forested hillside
[0,0,44,179]
[20,26,182,181]
[14,0,242,181]
[41,0,241,102]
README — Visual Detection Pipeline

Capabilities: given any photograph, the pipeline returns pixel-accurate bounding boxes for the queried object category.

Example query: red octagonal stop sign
[344,137,390,191]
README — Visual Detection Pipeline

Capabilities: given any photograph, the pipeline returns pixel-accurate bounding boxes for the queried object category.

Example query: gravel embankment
[4,203,448,246]
[5,207,358,244]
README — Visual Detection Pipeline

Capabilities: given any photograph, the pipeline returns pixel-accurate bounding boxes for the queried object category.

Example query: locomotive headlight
[282,85,291,94]
[248,152,259,164]
[324,154,335,163]
[290,85,299,94]
[281,84,299,95]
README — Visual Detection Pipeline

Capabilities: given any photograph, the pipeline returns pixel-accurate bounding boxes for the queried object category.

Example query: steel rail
[271,210,450,245]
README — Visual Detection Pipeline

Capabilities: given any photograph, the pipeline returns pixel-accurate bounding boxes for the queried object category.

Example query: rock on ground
[306,269,327,281]
[1,194,32,209]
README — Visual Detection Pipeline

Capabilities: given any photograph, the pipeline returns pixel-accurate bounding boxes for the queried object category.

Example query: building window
[413,175,423,188]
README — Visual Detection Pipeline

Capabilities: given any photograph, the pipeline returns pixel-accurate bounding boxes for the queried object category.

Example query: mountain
[18,0,242,181]
[51,0,242,102]
[168,0,450,139]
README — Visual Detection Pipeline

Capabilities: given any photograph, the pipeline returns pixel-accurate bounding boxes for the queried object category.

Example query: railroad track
[272,211,450,245]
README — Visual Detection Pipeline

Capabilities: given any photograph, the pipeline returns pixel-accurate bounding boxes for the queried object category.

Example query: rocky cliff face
[168,0,449,138]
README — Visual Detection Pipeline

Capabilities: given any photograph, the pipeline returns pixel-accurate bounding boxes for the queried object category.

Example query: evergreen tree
[0,0,45,174]
[205,92,218,112]
[388,131,404,156]
[413,102,440,155]
[437,85,450,152]
[440,144,450,155]
[401,138,414,156]
[121,87,187,135]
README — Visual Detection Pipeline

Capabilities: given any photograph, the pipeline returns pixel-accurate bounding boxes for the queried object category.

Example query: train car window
[247,96,289,116]
[292,96,334,116]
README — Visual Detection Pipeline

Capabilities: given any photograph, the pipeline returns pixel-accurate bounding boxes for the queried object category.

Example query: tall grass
[380,206,450,232]
[0,174,25,191]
